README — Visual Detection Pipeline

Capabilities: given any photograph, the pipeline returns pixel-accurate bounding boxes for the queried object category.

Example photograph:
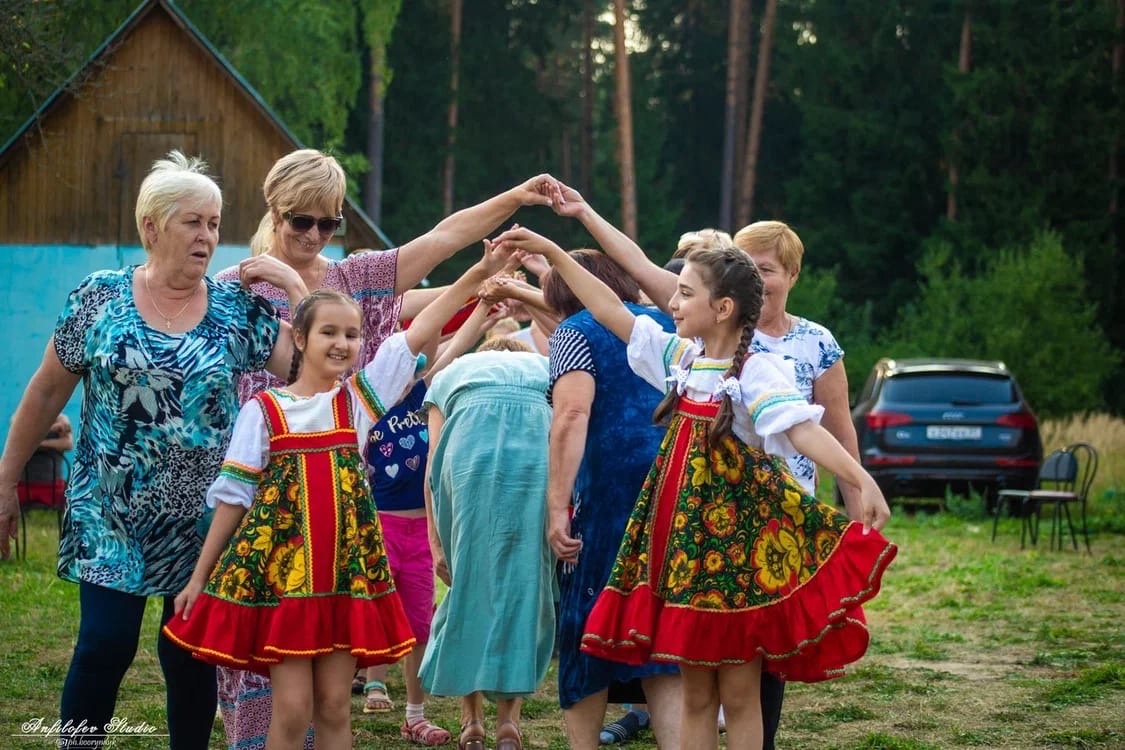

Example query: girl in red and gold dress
[165,247,512,750]
[496,225,897,750]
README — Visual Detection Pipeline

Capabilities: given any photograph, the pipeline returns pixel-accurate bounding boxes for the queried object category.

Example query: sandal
[362,680,394,714]
[458,719,485,750]
[495,719,523,750]
[401,718,452,746]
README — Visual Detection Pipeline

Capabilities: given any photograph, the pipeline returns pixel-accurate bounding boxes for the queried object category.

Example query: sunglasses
[283,211,343,234]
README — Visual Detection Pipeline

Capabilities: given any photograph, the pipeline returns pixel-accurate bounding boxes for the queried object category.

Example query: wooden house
[0,0,391,449]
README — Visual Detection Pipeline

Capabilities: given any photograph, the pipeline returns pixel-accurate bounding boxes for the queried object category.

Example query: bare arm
[479,276,562,335]
[0,343,81,559]
[494,226,636,343]
[785,421,889,532]
[546,371,594,564]
[173,502,248,618]
[427,301,491,378]
[549,181,678,313]
[393,174,556,295]
[262,321,297,383]
[424,407,450,586]
[398,286,448,322]
[403,242,515,356]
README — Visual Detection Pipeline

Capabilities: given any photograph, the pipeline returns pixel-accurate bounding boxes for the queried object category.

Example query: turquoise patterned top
[53,267,281,596]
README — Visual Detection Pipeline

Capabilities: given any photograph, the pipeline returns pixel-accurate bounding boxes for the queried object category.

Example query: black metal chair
[14,448,69,560]
[992,448,1074,549]
[1039,442,1097,553]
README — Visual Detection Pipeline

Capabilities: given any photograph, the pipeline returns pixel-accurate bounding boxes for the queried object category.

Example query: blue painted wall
[0,244,342,453]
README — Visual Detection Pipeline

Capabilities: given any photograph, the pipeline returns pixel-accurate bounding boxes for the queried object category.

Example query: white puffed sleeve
[739,353,824,458]
[626,314,698,393]
[206,401,269,509]
[348,330,421,438]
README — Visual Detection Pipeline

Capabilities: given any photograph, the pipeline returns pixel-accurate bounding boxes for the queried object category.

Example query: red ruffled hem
[163,592,417,676]
[580,522,897,682]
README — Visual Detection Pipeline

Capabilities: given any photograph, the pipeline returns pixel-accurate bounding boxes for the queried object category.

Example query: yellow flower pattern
[202,444,396,606]
[604,400,849,613]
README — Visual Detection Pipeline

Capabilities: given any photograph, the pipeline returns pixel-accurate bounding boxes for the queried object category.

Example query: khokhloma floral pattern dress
[580,316,897,681]
[163,333,420,675]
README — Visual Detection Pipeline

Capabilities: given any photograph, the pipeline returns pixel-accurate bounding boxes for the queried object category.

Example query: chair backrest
[1038,448,1078,488]
[1065,442,1098,501]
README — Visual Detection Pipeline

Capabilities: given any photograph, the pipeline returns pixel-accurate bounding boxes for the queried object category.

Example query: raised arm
[402,240,517,355]
[479,275,562,336]
[494,226,636,343]
[548,180,678,313]
[394,175,556,296]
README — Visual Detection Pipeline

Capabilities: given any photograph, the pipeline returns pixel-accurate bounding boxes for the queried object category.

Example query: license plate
[926,425,982,440]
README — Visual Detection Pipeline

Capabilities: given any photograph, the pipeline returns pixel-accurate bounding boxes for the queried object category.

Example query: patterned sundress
[580,316,897,681]
[163,334,419,675]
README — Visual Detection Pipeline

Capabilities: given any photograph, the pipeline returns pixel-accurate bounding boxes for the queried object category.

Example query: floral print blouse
[53,268,280,596]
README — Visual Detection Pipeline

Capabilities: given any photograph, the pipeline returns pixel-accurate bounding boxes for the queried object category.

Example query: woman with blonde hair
[214,148,557,749]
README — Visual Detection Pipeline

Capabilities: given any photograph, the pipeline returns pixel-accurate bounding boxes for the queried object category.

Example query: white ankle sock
[406,703,425,724]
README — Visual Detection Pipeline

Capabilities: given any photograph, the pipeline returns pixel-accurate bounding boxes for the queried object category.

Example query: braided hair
[651,245,764,451]
[286,289,361,384]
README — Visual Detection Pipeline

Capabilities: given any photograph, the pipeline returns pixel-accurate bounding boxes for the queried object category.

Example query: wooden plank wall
[0,6,385,250]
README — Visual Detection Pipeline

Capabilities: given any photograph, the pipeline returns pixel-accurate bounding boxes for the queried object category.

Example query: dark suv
[851,358,1042,503]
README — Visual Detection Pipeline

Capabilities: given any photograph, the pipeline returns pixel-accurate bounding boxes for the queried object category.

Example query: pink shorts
[378,513,435,642]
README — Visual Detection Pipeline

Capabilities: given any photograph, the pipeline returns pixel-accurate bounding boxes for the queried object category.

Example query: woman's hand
[173,580,205,620]
[0,482,19,560]
[237,255,307,296]
[493,226,566,262]
[545,180,588,220]
[430,540,451,587]
[547,509,582,565]
[520,252,551,279]
[841,474,891,534]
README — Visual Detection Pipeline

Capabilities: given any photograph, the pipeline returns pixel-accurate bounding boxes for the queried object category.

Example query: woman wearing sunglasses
[213,148,556,749]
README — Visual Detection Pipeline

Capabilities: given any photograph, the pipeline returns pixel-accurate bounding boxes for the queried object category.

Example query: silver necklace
[144,265,201,330]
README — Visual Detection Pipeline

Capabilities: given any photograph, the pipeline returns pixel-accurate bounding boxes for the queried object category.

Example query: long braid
[287,349,302,384]
[709,321,755,450]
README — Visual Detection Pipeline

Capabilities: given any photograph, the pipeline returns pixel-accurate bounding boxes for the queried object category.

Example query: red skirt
[580,396,897,681]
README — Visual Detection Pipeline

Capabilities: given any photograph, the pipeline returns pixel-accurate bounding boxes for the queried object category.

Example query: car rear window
[882,373,1016,405]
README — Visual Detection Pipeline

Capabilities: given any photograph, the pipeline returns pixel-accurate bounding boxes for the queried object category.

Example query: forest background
[2,0,1123,417]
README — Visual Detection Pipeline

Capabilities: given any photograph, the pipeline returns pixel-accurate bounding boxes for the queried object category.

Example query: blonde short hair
[251,149,346,256]
[733,220,805,276]
[134,151,221,251]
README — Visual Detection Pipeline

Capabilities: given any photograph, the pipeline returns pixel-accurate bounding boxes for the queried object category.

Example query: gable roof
[0,0,391,249]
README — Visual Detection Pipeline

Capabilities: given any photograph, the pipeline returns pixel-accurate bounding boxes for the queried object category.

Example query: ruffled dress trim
[580,395,897,681]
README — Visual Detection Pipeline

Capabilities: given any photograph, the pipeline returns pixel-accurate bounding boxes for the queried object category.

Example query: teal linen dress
[419,350,556,699]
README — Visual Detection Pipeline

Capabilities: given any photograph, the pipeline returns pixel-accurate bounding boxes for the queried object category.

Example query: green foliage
[878,232,1118,417]
[182,0,362,154]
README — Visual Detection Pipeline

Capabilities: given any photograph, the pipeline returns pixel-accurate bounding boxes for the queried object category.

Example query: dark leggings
[60,581,216,749]
[761,672,785,750]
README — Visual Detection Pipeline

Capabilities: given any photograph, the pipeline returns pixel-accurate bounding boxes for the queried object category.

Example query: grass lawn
[2,492,1122,748]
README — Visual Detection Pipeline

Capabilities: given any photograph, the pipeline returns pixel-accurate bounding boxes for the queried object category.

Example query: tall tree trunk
[948,6,973,221]
[442,0,462,215]
[735,0,777,228]
[613,0,637,239]
[1110,0,1123,217]
[360,0,402,226]
[581,0,595,198]
[720,0,752,230]
[365,41,387,224]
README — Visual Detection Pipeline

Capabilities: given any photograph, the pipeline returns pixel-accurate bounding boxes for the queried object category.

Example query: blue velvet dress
[549,304,680,709]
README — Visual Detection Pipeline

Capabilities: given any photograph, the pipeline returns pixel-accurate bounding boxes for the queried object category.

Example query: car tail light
[995,457,1040,467]
[996,411,1037,429]
[866,411,913,430]
[867,455,917,465]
